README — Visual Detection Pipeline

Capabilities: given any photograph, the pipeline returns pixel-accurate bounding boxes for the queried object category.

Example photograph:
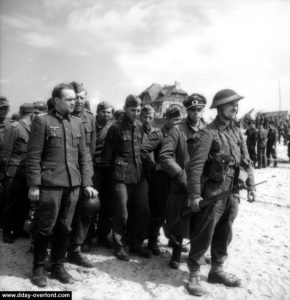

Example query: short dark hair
[52,83,74,99]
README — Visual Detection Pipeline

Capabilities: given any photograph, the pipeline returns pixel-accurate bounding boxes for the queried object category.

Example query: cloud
[0,78,11,85]
[1,0,290,116]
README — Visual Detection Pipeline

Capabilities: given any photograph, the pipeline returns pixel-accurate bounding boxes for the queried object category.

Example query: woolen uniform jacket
[26,110,92,187]
[186,116,255,201]
[94,118,113,167]
[0,120,30,178]
[159,118,205,179]
[79,108,96,161]
[103,115,143,184]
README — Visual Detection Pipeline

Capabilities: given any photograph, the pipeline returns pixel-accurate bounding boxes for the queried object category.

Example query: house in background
[139,81,188,117]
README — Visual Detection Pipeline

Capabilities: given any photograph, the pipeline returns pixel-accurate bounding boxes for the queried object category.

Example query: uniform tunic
[186,116,255,269]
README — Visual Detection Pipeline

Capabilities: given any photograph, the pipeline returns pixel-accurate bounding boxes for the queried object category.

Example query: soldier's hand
[190,197,202,212]
[84,186,98,198]
[28,186,40,202]
[247,190,256,203]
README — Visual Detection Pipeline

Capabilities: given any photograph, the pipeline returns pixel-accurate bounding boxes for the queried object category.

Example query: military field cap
[183,93,206,110]
[210,89,244,109]
[0,97,10,108]
[33,101,48,112]
[70,81,86,93]
[125,94,141,108]
[97,101,113,112]
[20,103,35,114]
[140,105,155,115]
[165,105,181,119]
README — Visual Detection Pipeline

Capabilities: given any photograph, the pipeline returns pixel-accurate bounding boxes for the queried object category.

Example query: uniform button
[67,153,70,156]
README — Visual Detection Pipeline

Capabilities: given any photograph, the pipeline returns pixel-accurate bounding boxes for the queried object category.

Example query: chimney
[174,81,180,89]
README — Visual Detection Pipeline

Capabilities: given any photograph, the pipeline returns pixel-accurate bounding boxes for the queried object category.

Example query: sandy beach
[1,144,290,300]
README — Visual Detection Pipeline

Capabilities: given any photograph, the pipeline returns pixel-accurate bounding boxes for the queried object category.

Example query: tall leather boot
[169,236,182,269]
[51,232,74,284]
[31,233,49,287]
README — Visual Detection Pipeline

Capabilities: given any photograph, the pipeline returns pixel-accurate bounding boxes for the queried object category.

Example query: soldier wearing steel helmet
[185,89,256,296]
[159,93,206,270]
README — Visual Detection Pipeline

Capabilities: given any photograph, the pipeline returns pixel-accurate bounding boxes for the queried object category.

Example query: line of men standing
[0,85,256,297]
[245,118,289,168]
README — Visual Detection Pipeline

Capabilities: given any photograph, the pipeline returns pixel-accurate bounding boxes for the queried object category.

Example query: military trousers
[188,179,239,271]
[266,144,277,165]
[34,186,80,237]
[3,177,29,233]
[247,144,257,165]
[147,170,171,241]
[112,178,149,251]
[93,165,112,239]
[257,146,267,168]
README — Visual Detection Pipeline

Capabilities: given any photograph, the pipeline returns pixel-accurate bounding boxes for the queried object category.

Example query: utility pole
[278,79,281,120]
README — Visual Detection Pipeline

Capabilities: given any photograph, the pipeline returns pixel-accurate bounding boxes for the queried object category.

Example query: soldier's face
[74,91,86,113]
[170,116,181,123]
[125,106,141,122]
[98,107,113,121]
[220,101,239,120]
[187,106,204,123]
[0,107,9,119]
[54,89,76,114]
[140,112,154,127]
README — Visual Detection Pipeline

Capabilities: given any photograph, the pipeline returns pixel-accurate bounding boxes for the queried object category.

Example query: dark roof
[140,82,188,104]
[140,83,162,101]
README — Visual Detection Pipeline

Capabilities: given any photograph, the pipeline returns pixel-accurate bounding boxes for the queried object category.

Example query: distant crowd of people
[244,116,290,168]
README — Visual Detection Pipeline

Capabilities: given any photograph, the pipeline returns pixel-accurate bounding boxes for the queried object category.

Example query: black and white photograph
[0,0,290,299]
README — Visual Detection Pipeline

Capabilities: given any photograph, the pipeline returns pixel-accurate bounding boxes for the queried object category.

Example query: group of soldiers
[0,84,257,296]
[245,116,290,169]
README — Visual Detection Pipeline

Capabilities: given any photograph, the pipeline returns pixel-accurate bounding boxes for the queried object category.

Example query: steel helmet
[210,89,244,109]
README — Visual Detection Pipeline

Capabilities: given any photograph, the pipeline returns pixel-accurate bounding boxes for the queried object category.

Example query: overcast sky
[1,0,290,120]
